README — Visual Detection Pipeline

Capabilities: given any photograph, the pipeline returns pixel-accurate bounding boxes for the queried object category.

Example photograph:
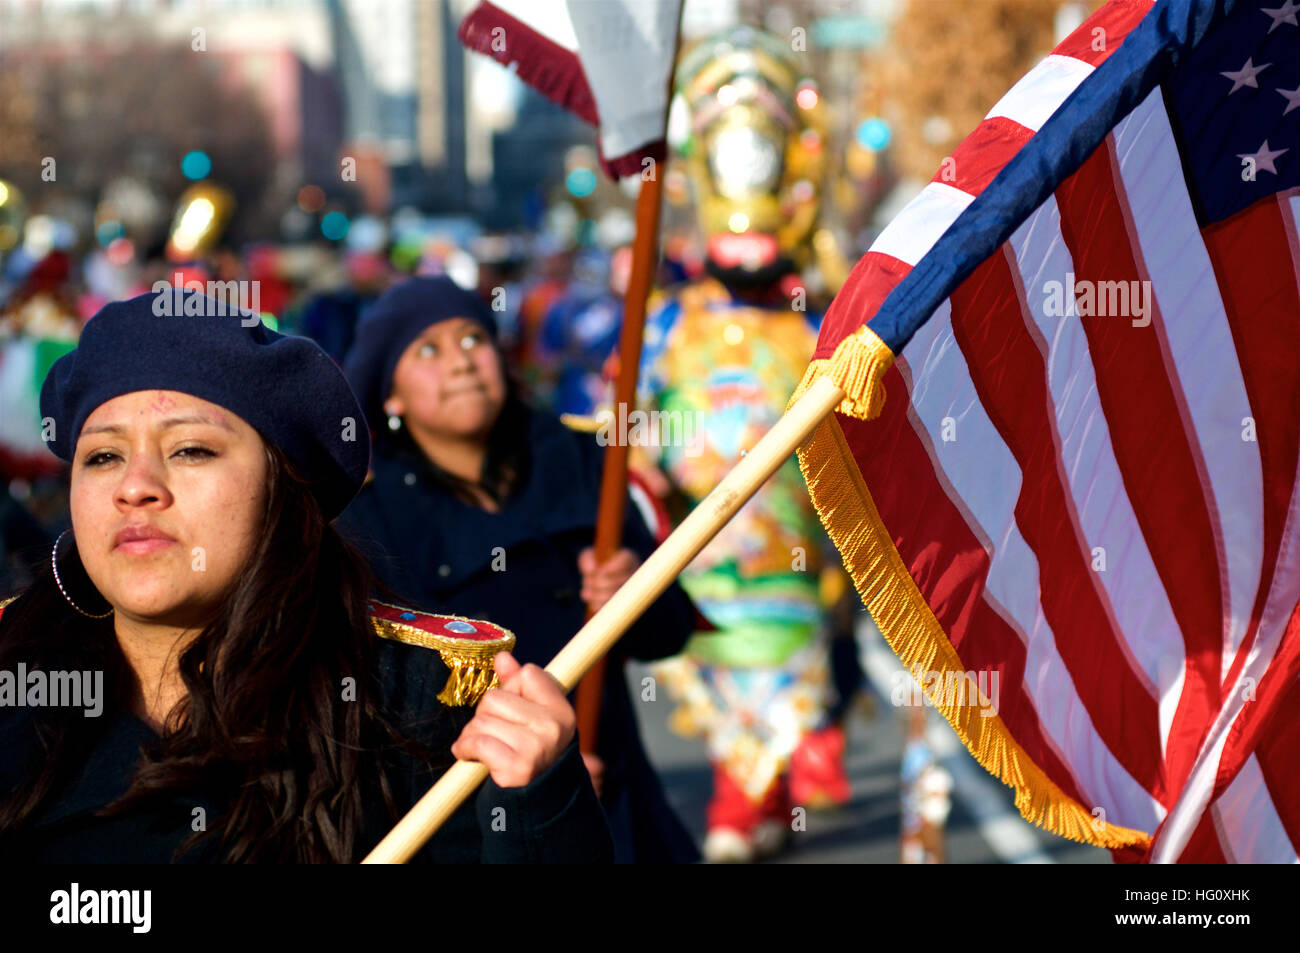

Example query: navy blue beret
[342,276,498,430]
[41,289,370,519]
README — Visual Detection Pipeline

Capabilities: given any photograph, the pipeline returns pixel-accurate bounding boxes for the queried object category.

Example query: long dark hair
[379,341,532,509]
[0,444,438,862]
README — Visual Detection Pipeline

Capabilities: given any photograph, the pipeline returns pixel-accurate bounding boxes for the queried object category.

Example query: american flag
[795,0,1300,862]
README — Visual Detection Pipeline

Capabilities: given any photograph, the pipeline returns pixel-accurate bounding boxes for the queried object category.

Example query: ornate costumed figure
[636,26,851,862]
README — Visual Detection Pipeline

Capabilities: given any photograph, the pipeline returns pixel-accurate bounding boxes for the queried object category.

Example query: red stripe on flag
[1173,653,1300,862]
[1052,0,1155,67]
[1214,598,1300,801]
[1202,195,1300,700]
[1174,809,1230,863]
[1203,194,1300,806]
[930,118,1033,197]
[838,377,1092,809]
[458,1,600,125]
[947,246,1166,802]
[814,252,912,361]
[1055,140,1224,796]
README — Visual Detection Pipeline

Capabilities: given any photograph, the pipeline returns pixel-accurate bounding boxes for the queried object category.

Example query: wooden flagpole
[573,170,666,758]
[362,374,847,863]
[574,11,684,760]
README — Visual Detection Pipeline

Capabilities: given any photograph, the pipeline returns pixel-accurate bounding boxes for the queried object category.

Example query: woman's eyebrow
[81,415,235,436]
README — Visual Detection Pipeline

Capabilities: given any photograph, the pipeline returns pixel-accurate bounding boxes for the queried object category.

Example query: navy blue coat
[0,634,612,863]
[337,407,700,863]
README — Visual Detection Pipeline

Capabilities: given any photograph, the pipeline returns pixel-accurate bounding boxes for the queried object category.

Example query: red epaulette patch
[368,600,515,707]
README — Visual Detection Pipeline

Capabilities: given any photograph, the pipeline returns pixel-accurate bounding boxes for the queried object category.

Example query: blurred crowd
[0,219,695,596]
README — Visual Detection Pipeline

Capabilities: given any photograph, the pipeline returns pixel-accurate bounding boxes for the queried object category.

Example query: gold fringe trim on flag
[788,324,894,421]
[796,410,1153,852]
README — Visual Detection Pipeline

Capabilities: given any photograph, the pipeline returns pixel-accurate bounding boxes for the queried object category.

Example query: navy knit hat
[41,289,370,519]
[342,276,498,431]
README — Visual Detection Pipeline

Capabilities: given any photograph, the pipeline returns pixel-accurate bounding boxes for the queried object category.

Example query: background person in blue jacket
[338,276,700,864]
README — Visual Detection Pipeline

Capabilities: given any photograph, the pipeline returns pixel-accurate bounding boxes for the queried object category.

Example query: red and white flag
[459,0,681,179]
[793,0,1300,862]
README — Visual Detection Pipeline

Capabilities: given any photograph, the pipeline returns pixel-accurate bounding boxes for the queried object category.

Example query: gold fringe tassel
[796,393,1152,852]
[436,657,500,708]
[788,324,895,421]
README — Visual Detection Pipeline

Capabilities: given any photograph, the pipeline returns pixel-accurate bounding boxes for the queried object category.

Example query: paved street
[628,615,1112,864]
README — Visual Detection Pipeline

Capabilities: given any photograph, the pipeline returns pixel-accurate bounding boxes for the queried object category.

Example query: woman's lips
[115,537,177,555]
[113,525,178,554]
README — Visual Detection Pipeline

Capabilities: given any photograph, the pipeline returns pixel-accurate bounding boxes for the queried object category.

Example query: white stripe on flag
[1211,754,1300,863]
[900,301,1165,832]
[1007,195,1185,757]
[1112,89,1263,679]
[985,54,1096,133]
[871,183,975,267]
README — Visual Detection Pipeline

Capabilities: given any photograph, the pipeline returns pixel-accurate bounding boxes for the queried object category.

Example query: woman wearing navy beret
[338,276,700,863]
[0,288,612,863]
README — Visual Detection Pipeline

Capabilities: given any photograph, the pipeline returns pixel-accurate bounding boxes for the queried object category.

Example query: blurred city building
[0,0,1102,266]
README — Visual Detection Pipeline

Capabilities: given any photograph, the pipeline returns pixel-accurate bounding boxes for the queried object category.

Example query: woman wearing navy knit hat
[338,275,700,863]
[0,287,611,863]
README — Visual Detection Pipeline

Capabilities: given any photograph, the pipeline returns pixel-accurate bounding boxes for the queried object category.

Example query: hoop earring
[51,530,113,619]
[263,443,278,520]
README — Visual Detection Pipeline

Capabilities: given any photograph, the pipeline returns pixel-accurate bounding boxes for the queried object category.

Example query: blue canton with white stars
[1166,0,1300,225]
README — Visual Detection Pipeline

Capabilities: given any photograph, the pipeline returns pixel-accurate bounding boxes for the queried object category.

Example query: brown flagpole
[574,11,683,762]
[574,170,663,757]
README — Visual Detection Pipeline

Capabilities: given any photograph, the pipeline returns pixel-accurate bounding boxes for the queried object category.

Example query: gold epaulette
[0,594,17,613]
[559,412,603,434]
[368,599,515,707]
